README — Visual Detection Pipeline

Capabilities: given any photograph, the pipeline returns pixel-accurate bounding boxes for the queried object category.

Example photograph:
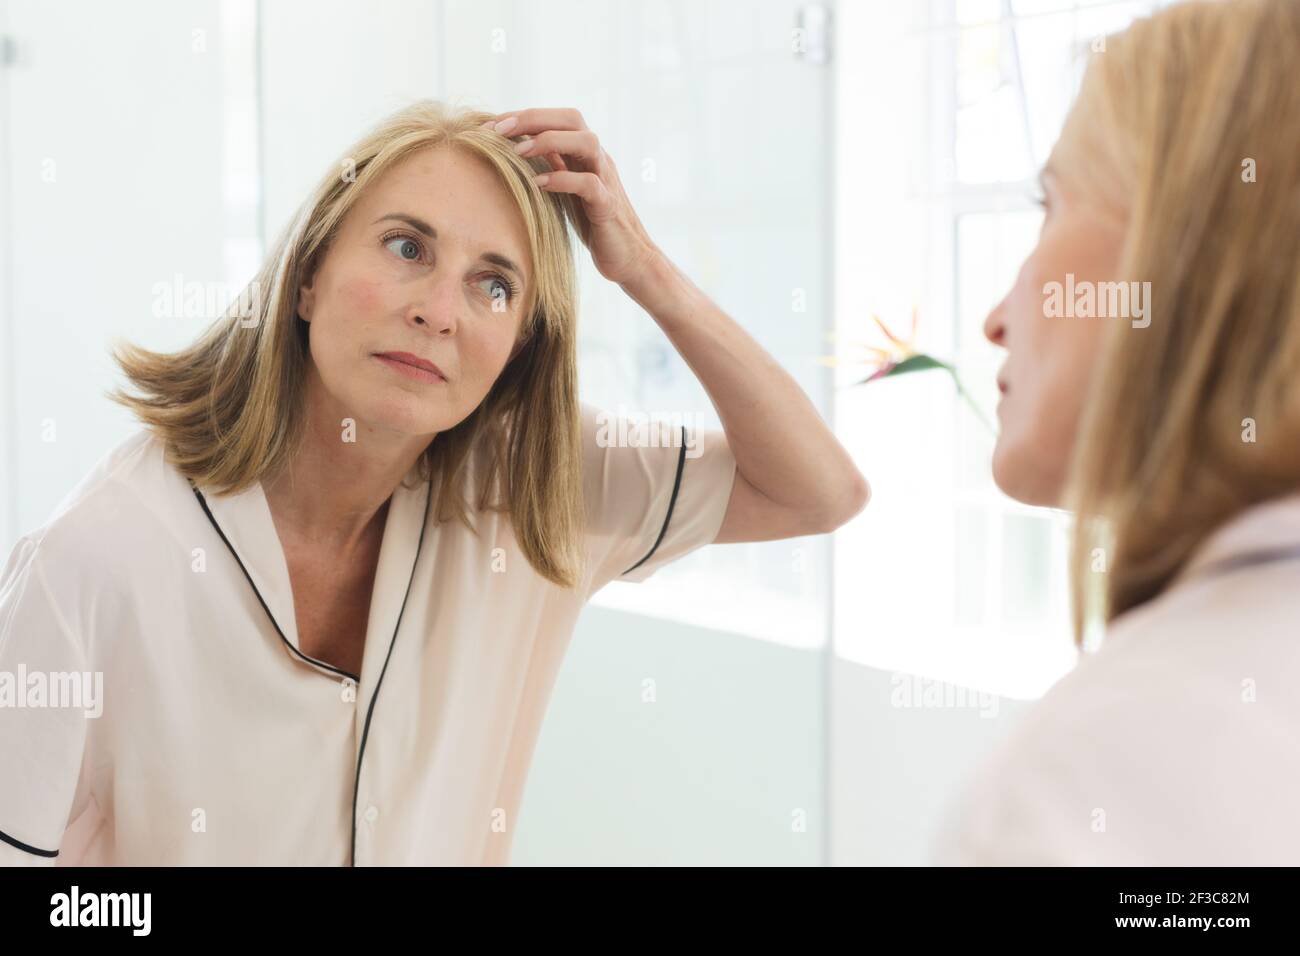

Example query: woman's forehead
[358,147,531,268]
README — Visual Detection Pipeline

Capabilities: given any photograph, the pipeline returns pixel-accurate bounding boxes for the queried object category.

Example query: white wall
[830,658,1033,865]
[0,0,230,548]
[258,0,441,243]
[516,605,824,865]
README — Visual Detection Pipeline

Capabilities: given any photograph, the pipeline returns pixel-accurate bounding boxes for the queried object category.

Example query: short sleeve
[581,401,737,593]
[0,534,91,865]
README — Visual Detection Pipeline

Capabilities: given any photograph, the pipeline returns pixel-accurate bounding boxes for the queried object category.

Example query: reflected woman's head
[299,143,535,438]
[982,0,1300,639]
[112,100,588,587]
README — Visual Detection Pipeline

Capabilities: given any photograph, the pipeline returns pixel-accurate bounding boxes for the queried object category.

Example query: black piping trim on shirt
[350,478,434,867]
[0,825,58,858]
[1191,543,1300,581]
[621,425,688,576]
[189,475,434,867]
[189,479,362,684]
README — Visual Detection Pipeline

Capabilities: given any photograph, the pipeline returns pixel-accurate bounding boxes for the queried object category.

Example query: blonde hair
[109,100,589,588]
[1056,0,1300,641]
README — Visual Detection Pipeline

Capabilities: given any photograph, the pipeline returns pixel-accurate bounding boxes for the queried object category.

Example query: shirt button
[363,805,379,824]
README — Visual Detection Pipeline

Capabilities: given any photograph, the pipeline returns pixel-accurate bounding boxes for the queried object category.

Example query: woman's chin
[991,437,1063,508]
[352,399,447,438]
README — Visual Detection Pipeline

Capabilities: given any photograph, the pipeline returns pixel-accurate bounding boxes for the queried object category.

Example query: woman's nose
[411,273,460,335]
[984,293,1008,347]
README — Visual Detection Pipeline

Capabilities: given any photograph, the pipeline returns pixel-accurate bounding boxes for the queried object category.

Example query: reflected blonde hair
[109,100,588,588]
[1054,0,1300,641]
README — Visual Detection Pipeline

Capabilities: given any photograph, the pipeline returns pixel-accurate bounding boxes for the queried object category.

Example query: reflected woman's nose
[411,272,460,336]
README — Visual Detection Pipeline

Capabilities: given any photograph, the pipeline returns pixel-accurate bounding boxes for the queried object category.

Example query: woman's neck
[263,371,433,553]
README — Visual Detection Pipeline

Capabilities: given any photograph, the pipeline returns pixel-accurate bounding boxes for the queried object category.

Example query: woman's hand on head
[482,108,662,287]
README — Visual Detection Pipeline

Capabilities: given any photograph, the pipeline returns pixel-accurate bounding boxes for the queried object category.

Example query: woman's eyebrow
[372,212,526,284]
[374,212,438,237]
[480,251,525,285]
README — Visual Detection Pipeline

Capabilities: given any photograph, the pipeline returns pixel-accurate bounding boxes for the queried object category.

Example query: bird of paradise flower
[821,307,994,434]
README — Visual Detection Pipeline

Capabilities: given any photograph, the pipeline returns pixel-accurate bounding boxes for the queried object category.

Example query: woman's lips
[374,352,446,384]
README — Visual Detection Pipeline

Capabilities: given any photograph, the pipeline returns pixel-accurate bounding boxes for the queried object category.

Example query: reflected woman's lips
[374,351,446,384]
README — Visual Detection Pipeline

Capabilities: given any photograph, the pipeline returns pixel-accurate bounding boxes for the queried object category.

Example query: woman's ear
[297,273,316,323]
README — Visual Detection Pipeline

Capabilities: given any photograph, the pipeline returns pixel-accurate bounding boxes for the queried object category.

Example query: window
[834,0,1172,698]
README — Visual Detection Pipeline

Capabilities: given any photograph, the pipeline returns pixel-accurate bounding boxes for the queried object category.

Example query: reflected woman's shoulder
[11,427,177,573]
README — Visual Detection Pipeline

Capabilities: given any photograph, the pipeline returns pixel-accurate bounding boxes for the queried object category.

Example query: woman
[0,103,868,866]
[936,0,1300,864]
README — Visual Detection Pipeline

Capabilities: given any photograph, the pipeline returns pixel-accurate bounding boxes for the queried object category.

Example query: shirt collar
[194,462,432,672]
[1171,490,1300,587]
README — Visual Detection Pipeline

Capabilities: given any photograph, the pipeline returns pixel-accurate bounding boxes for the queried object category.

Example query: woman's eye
[1029,192,1050,232]
[477,275,513,304]
[384,235,423,261]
